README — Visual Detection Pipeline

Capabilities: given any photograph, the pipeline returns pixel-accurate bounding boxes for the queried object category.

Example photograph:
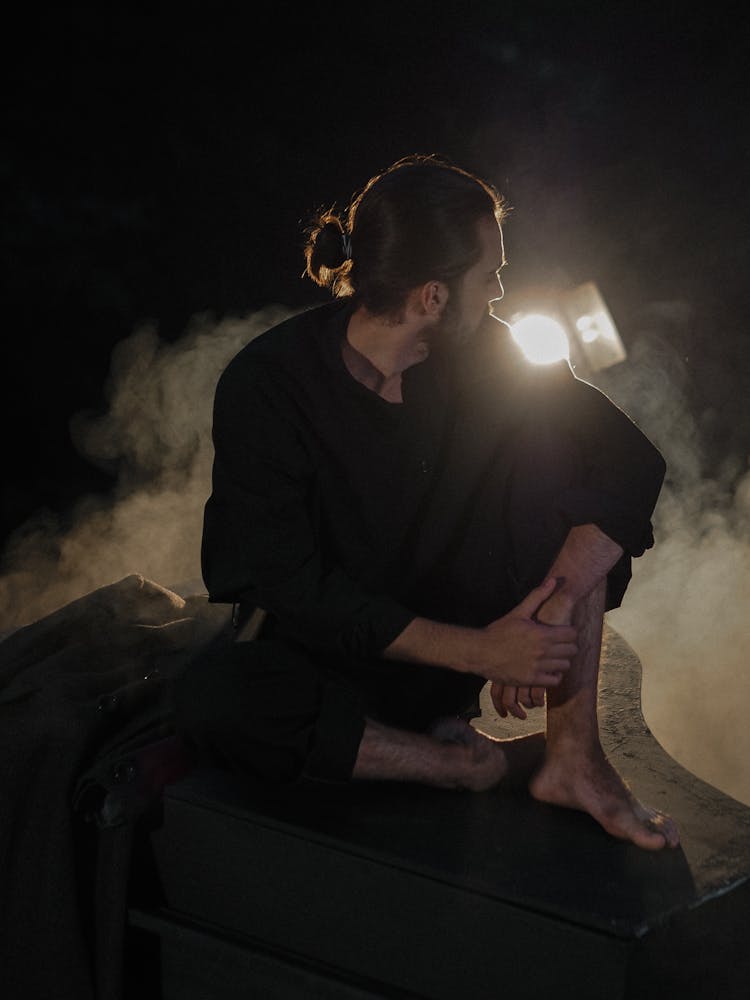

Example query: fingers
[483,616,578,690]
[539,658,573,674]
[517,686,534,709]
[490,681,508,718]
[526,621,577,661]
[536,669,564,687]
[512,577,558,620]
[491,683,526,720]
[503,686,528,720]
[544,626,578,644]
[491,684,546,720]
[550,637,578,653]
[534,627,577,674]
[516,686,545,710]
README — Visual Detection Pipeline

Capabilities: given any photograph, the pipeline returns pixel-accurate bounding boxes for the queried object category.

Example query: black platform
[128,626,750,999]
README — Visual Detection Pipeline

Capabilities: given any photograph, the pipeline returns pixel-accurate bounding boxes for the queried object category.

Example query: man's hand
[384,577,578,686]
[491,682,546,721]
[474,578,578,688]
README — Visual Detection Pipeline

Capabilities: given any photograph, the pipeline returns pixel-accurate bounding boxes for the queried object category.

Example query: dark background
[3,2,749,553]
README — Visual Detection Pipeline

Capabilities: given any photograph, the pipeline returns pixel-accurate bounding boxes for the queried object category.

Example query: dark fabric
[178,301,666,784]
[202,301,664,643]
[202,299,426,659]
[176,638,367,784]
[176,635,485,784]
[0,576,230,1000]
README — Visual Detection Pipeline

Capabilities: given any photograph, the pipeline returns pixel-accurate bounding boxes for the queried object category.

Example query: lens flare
[510,314,570,365]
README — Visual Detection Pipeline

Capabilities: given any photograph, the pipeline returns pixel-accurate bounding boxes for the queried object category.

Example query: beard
[429,294,487,357]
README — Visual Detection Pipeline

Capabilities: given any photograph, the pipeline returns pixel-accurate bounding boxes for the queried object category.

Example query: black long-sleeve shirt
[202,299,665,661]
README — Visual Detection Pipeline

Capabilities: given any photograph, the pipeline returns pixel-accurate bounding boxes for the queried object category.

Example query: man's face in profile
[433,216,506,349]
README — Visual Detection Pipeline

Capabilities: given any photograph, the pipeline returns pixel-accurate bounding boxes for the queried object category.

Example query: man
[176,154,679,851]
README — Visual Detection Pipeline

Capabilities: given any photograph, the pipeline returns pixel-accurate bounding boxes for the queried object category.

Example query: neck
[343,306,429,400]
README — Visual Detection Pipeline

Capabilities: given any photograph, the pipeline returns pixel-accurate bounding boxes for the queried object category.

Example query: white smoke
[599,303,750,807]
[0,304,294,634]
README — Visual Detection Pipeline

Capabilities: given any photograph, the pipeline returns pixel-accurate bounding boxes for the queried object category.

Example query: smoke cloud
[1,298,747,806]
[0,304,293,633]
[598,302,750,807]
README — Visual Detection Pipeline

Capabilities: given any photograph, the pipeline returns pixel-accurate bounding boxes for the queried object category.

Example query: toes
[638,805,681,849]
[624,810,679,851]
[604,812,667,851]
[634,828,668,851]
[650,813,681,849]
[596,795,679,851]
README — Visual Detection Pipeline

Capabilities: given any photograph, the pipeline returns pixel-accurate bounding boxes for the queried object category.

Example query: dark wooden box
[128,628,750,999]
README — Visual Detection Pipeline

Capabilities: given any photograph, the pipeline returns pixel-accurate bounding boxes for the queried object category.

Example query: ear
[418,280,449,317]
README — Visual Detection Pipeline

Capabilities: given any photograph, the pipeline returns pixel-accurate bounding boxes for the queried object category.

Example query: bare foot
[529,745,680,850]
[429,717,546,792]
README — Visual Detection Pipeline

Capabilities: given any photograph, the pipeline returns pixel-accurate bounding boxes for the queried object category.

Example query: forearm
[384,577,580,689]
[383,616,477,674]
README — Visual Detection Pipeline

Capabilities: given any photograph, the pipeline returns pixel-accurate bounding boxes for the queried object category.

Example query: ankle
[544,734,604,762]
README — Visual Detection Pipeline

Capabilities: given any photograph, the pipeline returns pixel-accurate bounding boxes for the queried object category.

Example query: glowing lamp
[490,281,626,374]
[509,314,570,365]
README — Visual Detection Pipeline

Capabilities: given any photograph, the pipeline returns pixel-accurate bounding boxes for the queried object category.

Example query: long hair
[304,154,506,317]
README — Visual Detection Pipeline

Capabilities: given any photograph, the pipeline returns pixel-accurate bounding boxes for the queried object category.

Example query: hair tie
[341,233,353,261]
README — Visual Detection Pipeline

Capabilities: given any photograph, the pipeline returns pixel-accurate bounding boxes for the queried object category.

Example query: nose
[488,296,504,320]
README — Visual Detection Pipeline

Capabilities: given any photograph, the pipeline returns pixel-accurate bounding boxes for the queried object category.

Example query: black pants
[175,418,634,787]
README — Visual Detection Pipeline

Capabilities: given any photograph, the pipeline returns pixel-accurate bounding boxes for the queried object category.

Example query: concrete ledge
[130,625,750,999]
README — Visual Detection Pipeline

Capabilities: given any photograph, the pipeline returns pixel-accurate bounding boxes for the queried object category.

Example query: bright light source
[489,282,626,373]
[509,314,570,365]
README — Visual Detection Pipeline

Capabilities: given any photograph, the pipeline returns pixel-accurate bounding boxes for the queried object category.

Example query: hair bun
[303,211,352,292]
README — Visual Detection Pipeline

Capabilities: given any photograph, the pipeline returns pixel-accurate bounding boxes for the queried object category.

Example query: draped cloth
[0,574,229,1000]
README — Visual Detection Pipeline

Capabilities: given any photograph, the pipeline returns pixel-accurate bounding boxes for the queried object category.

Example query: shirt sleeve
[544,365,667,557]
[201,355,415,659]
[467,325,666,560]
